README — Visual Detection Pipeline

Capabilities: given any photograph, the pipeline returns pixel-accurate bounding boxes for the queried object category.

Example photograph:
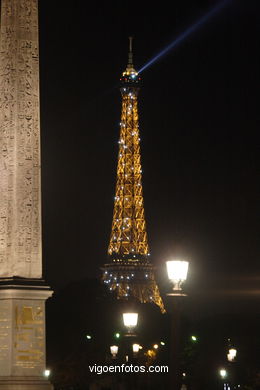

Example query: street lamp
[110,345,119,359]
[166,260,189,295]
[219,368,227,379]
[227,348,237,362]
[132,343,140,355]
[166,259,189,390]
[44,369,51,378]
[122,312,138,336]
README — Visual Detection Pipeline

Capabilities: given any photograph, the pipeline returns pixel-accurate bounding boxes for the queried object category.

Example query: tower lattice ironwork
[102,38,165,313]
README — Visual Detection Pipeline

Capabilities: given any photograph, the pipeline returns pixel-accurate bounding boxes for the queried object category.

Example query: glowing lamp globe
[123,312,138,335]
[166,260,189,294]
[123,312,138,328]
[110,345,119,358]
[219,369,227,379]
[132,343,140,353]
[227,348,237,362]
[44,369,50,378]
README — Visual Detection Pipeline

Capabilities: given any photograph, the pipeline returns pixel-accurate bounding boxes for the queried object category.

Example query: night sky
[38,0,259,310]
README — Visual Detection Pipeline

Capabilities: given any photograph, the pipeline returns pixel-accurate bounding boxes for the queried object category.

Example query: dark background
[39,0,259,297]
[36,0,260,386]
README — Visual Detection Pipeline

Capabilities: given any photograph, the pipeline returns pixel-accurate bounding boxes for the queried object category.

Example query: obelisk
[0,0,53,388]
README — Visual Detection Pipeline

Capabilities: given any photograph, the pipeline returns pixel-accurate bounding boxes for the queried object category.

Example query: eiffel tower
[102,38,165,313]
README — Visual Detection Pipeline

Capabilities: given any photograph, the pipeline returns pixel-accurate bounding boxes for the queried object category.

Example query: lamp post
[166,260,189,390]
[226,346,237,389]
[122,312,138,336]
[219,368,230,390]
[122,312,139,364]
[166,260,189,295]
[110,345,119,359]
[227,348,237,363]
[132,343,140,356]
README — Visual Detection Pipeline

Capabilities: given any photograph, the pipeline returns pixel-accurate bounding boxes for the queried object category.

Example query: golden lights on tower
[108,81,148,257]
[102,38,165,313]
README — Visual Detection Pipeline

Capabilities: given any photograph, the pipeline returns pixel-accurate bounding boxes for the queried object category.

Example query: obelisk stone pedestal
[0,280,53,389]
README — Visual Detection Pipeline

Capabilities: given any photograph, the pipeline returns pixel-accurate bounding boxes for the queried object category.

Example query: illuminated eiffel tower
[102,38,165,313]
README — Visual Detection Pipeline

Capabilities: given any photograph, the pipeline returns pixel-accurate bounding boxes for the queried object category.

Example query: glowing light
[166,260,189,292]
[139,0,230,73]
[146,349,156,359]
[44,369,50,378]
[160,341,165,346]
[132,343,140,353]
[110,345,119,358]
[153,344,159,349]
[191,335,197,342]
[114,332,120,339]
[219,369,227,378]
[86,335,92,340]
[227,348,237,362]
[123,312,138,328]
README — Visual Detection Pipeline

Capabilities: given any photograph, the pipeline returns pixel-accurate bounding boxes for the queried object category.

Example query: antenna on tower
[128,36,133,66]
[129,36,133,52]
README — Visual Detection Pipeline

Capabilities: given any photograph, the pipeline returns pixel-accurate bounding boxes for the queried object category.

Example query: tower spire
[128,36,133,67]
[123,36,137,76]
[101,40,165,313]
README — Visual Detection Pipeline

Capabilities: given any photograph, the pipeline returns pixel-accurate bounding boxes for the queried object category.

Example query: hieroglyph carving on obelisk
[0,0,42,278]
